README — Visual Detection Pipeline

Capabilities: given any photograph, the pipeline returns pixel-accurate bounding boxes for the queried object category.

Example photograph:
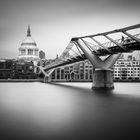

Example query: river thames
[0,82,140,140]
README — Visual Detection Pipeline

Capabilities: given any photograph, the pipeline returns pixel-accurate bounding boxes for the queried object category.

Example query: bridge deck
[45,40,140,71]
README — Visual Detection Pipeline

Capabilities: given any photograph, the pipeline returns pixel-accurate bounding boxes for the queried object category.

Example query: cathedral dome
[21,37,37,47]
[18,25,39,62]
[19,25,38,50]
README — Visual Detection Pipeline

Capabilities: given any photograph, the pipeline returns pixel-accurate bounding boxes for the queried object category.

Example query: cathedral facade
[18,25,39,64]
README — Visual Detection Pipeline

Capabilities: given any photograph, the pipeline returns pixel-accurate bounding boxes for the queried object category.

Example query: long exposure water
[0,82,140,140]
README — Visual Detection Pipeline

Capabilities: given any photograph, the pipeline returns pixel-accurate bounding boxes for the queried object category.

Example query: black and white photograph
[0,0,140,140]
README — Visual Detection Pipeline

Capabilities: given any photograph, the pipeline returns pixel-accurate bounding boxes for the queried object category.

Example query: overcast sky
[0,0,140,59]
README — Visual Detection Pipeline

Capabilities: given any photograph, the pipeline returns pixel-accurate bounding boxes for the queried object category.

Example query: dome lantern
[27,24,31,37]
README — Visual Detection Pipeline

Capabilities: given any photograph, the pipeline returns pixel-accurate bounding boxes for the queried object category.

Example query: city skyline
[0,0,140,59]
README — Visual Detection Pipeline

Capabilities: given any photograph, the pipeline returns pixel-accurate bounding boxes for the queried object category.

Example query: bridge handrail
[92,33,140,50]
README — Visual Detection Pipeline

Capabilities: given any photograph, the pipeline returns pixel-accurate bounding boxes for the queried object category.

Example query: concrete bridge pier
[44,76,52,83]
[38,66,54,83]
[74,38,121,89]
[92,69,114,89]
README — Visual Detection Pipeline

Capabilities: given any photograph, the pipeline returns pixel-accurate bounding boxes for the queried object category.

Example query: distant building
[0,59,37,79]
[39,50,45,59]
[113,55,140,80]
[18,25,40,65]
[0,59,14,79]
[13,61,37,79]
[51,60,93,81]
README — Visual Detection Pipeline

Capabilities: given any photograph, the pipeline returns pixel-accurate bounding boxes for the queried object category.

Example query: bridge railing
[92,33,140,51]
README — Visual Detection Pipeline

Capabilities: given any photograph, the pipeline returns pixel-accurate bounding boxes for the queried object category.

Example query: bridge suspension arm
[103,53,122,68]
[81,39,99,54]
[80,38,95,52]
[90,37,111,53]
[104,35,127,51]
[122,31,140,43]
[73,38,105,68]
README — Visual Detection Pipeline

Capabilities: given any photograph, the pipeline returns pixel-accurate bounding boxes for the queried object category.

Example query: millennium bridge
[39,23,140,89]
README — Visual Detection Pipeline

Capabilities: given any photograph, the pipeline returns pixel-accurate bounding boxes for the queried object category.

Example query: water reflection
[0,82,140,140]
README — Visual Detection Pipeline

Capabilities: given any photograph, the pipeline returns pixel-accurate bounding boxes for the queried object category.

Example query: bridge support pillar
[92,69,114,89]
[44,76,51,83]
[73,38,122,90]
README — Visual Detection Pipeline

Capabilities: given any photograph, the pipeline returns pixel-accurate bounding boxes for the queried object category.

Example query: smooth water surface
[0,82,140,140]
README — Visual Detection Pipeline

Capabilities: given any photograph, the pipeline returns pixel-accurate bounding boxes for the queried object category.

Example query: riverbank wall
[0,79,44,82]
[1,79,140,83]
